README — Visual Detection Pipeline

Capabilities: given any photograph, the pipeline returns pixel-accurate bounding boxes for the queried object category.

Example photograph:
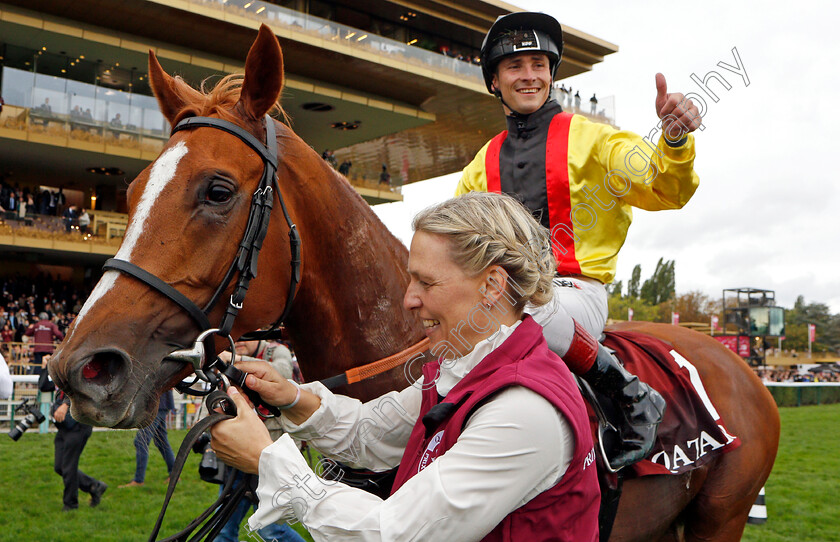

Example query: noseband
[102,115,302,373]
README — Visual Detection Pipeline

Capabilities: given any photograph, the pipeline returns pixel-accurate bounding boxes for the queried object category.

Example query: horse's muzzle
[65,348,134,426]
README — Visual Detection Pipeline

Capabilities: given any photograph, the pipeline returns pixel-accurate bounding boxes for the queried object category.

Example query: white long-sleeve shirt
[249,323,575,541]
[0,352,12,399]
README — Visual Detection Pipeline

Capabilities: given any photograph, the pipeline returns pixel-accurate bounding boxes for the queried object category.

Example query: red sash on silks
[599,331,742,477]
[484,112,581,275]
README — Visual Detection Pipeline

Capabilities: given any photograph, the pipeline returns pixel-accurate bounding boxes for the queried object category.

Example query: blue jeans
[133,409,176,483]
[214,471,305,542]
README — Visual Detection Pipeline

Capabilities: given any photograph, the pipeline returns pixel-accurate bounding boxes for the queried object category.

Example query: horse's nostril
[82,351,125,387]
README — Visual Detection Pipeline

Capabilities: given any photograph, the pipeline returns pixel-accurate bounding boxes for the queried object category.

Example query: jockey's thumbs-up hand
[654,73,702,143]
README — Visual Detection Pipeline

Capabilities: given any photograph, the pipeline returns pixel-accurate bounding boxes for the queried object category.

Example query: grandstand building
[0,0,617,275]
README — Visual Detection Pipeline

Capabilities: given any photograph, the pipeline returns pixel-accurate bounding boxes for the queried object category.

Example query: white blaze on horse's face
[117,140,189,261]
[73,142,190,332]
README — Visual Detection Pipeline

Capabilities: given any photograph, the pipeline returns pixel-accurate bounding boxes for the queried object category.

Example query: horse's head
[50,25,294,427]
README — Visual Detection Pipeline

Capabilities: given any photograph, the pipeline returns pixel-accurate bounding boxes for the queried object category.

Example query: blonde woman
[211,192,599,541]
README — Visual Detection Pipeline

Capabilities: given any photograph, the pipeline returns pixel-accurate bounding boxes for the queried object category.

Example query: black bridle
[102,114,301,358]
[104,114,301,542]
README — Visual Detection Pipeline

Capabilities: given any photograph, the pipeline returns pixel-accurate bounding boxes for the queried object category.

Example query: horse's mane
[172,73,291,126]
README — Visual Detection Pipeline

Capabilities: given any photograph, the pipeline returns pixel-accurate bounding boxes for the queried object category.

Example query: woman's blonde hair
[412,192,556,309]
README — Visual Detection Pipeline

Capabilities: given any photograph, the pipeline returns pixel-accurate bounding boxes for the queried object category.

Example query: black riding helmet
[480,12,564,94]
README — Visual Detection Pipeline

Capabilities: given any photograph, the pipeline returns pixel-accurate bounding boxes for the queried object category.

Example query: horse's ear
[238,24,284,120]
[148,50,203,126]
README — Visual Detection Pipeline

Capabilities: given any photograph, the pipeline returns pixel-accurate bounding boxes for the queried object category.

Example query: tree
[627,265,641,299]
[659,291,714,323]
[607,288,660,322]
[640,258,675,305]
[783,296,840,354]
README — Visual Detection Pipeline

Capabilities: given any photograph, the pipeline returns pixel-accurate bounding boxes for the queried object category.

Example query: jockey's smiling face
[404,232,491,359]
[492,52,552,115]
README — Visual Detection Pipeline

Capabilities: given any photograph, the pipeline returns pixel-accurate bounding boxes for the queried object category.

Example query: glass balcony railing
[183,0,484,84]
[552,86,617,125]
[0,67,168,154]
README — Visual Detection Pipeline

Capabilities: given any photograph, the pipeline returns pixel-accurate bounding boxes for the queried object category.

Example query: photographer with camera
[38,354,108,511]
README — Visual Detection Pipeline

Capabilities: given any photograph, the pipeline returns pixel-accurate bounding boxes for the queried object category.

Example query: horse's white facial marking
[72,142,189,333]
[116,141,189,261]
[73,271,119,335]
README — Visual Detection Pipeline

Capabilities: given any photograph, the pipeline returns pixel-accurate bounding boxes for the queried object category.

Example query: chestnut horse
[50,25,778,542]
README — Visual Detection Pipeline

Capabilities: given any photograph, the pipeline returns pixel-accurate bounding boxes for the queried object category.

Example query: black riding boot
[561,320,666,470]
[582,344,666,469]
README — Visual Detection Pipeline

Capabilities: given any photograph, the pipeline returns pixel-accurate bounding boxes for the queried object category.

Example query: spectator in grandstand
[0,351,11,399]
[338,159,352,176]
[62,205,77,233]
[48,190,58,216]
[212,339,305,542]
[1,322,13,343]
[38,189,50,215]
[119,390,176,488]
[37,97,52,114]
[39,355,108,511]
[78,208,91,234]
[379,163,391,186]
[321,149,337,169]
[24,312,64,375]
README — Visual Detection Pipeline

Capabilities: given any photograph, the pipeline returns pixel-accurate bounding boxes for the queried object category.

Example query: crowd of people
[0,178,70,218]
[553,83,608,117]
[0,274,92,373]
[321,149,394,188]
[754,366,840,383]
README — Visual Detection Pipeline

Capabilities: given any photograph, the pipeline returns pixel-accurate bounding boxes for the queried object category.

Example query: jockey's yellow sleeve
[456,109,699,284]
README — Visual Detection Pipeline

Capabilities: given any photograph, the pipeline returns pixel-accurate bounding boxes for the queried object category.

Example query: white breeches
[525,276,609,356]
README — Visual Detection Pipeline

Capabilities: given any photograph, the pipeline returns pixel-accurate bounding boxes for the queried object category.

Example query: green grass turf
[1,404,837,541]
[0,428,313,541]
[742,403,840,542]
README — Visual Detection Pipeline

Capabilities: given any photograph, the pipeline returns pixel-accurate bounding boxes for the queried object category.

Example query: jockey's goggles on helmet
[481,12,564,94]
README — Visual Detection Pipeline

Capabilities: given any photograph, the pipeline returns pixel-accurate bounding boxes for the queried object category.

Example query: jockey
[457,12,702,468]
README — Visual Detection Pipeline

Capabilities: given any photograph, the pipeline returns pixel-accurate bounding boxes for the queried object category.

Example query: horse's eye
[206,184,233,204]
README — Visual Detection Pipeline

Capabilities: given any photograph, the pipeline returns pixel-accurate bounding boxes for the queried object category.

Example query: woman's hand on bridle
[210,386,272,474]
[233,360,298,407]
[234,360,322,426]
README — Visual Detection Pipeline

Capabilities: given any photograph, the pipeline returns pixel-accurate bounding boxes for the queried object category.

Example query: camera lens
[8,416,32,441]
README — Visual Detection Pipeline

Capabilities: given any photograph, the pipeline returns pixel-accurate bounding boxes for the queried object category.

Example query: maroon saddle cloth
[596,330,741,477]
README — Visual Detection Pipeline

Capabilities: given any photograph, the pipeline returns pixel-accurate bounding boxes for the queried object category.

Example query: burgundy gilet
[390,316,600,541]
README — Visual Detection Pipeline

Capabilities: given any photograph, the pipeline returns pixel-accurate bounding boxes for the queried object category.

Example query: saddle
[582,330,741,540]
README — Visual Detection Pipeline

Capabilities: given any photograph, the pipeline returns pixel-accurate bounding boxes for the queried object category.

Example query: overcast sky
[374,0,840,313]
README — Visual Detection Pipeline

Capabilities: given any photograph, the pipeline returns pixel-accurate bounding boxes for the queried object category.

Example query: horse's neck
[279,143,423,386]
